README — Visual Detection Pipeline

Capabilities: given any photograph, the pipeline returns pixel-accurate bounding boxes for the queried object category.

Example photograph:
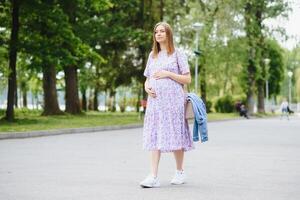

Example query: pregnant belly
[149,78,184,98]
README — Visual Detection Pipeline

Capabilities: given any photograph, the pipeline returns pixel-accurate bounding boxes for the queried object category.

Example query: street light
[193,22,203,94]
[288,71,293,105]
[264,58,271,101]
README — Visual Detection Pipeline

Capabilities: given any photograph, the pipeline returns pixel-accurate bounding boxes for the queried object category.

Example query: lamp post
[288,71,293,106]
[263,58,271,112]
[264,58,271,102]
[193,22,203,94]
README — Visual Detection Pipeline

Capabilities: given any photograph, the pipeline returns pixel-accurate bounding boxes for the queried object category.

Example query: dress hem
[143,146,194,153]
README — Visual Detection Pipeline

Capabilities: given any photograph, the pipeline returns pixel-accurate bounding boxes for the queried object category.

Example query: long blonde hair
[152,22,175,58]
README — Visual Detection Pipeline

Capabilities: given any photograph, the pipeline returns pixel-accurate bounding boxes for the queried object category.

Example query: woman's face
[155,25,167,43]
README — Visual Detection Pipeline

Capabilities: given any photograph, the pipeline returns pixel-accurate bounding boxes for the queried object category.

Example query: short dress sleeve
[176,49,190,75]
[143,52,153,78]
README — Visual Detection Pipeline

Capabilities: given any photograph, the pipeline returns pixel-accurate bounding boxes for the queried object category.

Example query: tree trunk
[93,65,101,111]
[42,65,63,115]
[136,86,141,113]
[246,57,256,115]
[20,81,27,108]
[246,52,257,115]
[5,0,20,121]
[88,90,94,110]
[160,0,164,21]
[245,2,257,115]
[104,91,107,112]
[22,84,27,108]
[81,88,87,111]
[140,48,147,100]
[64,66,81,114]
[109,90,116,112]
[93,86,99,111]
[199,58,207,105]
[246,88,255,115]
[257,80,265,113]
[256,4,265,113]
[14,86,18,108]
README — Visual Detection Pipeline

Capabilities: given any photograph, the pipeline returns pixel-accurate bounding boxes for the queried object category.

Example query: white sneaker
[170,170,186,185]
[140,175,160,188]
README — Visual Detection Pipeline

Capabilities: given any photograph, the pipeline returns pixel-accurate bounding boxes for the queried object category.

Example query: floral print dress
[143,49,194,153]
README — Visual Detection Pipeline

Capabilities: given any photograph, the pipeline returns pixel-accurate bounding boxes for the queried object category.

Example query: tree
[243,0,288,113]
[19,0,76,115]
[58,0,109,114]
[0,2,9,104]
[5,0,20,121]
[175,0,233,104]
[265,40,285,98]
[92,0,151,111]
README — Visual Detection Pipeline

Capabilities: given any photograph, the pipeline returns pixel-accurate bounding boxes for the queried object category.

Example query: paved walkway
[0,115,299,200]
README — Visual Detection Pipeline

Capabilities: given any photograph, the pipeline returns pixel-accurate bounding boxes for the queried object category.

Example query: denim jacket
[187,93,208,143]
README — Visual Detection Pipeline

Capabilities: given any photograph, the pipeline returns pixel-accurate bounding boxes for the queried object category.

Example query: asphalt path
[1,115,299,200]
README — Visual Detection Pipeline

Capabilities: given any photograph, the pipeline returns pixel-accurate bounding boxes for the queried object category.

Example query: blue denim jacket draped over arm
[187,93,208,143]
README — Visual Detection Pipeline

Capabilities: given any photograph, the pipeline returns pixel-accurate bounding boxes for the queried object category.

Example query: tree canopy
[0,0,297,120]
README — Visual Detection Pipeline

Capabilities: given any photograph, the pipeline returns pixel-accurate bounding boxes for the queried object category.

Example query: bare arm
[153,70,191,85]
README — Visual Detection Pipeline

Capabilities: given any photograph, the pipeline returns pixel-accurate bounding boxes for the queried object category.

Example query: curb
[0,115,281,140]
[0,119,240,140]
[0,124,143,140]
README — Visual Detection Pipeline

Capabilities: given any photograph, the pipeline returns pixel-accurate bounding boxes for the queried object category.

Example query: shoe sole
[140,184,160,188]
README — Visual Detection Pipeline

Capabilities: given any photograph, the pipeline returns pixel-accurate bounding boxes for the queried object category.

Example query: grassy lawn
[207,112,240,121]
[0,109,143,133]
[0,109,266,133]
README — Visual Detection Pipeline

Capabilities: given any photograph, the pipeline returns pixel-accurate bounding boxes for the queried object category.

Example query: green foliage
[0,46,8,89]
[119,96,126,113]
[242,0,290,111]
[233,94,247,105]
[19,1,75,68]
[0,0,295,118]
[265,39,285,97]
[0,1,9,90]
[206,100,212,113]
[214,95,235,113]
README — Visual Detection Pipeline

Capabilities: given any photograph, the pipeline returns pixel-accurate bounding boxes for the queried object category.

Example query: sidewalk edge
[0,124,142,140]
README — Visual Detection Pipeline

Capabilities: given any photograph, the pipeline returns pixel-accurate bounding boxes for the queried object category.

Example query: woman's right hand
[145,86,157,98]
[145,78,156,98]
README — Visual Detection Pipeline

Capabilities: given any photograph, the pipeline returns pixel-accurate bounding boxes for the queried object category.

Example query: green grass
[0,109,143,133]
[207,112,240,121]
[252,112,280,118]
[0,109,269,133]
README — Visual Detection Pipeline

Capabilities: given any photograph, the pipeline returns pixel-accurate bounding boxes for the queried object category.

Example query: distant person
[287,105,294,114]
[280,98,289,120]
[140,22,193,188]
[235,101,242,112]
[235,101,249,119]
[239,104,249,119]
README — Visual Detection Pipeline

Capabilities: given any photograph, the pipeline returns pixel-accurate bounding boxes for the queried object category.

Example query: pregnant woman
[140,22,194,188]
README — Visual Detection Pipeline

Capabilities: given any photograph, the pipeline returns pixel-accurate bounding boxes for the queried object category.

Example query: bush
[233,95,247,105]
[214,95,235,113]
[206,100,212,113]
[119,97,126,113]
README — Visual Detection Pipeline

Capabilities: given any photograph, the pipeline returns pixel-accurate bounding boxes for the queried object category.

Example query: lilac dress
[143,49,194,153]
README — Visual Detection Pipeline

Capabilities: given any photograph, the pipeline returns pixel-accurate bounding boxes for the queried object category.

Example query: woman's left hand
[153,70,170,80]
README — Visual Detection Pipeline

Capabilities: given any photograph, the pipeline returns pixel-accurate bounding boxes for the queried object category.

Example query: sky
[267,0,300,50]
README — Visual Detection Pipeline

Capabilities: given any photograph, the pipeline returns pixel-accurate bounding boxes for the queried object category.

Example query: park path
[1,115,300,200]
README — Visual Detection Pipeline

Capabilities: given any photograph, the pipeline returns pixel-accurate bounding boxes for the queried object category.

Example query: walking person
[140,22,194,188]
[280,98,289,120]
